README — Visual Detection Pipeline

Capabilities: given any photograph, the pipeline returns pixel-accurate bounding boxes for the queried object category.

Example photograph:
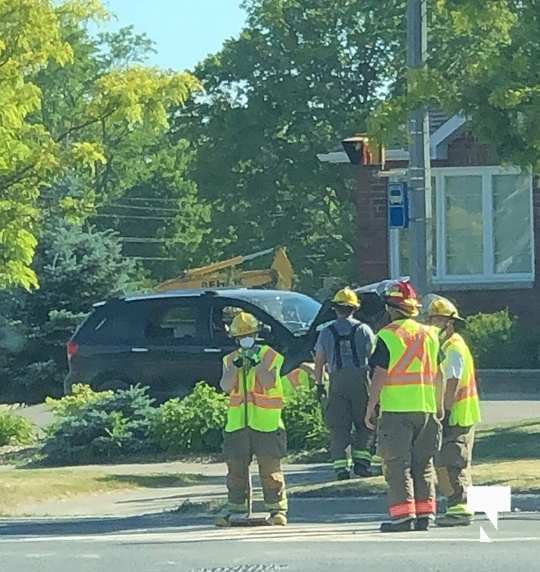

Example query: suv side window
[145,302,203,344]
[210,303,280,350]
[76,302,145,345]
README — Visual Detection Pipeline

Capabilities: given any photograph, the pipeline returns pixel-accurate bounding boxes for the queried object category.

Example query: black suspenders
[329,323,361,369]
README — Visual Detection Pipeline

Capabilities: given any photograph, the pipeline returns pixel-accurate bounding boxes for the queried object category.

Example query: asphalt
[0,504,538,572]
[1,399,539,570]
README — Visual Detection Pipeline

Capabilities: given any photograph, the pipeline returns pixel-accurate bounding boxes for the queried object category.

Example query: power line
[120,237,178,243]
[128,256,177,261]
[112,196,180,203]
[40,194,181,205]
[92,213,176,221]
[105,203,179,214]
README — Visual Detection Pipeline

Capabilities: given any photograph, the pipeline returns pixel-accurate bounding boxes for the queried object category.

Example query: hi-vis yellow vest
[378,319,439,413]
[442,333,481,427]
[224,345,285,433]
[281,366,312,400]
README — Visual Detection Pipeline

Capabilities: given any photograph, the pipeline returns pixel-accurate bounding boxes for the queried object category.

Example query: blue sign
[388,182,409,229]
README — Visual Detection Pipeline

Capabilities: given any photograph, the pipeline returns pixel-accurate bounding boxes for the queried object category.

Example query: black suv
[65,286,386,399]
[65,289,329,399]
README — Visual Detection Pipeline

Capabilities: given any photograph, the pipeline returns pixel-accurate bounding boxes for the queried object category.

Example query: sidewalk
[10,462,335,517]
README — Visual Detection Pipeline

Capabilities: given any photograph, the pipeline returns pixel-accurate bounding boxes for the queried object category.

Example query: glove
[315,384,327,401]
[233,352,261,369]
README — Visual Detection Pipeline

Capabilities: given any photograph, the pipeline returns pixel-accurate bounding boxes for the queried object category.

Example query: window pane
[445,175,483,275]
[147,304,199,342]
[493,174,532,274]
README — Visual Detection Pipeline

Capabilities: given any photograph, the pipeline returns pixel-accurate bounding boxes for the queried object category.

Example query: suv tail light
[67,341,79,361]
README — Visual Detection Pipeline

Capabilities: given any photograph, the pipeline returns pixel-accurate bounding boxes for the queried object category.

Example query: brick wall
[353,166,389,283]
[352,132,540,326]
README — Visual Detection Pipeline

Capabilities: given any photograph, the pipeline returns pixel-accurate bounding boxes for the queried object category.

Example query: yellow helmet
[332,287,361,309]
[427,296,464,322]
[229,312,260,337]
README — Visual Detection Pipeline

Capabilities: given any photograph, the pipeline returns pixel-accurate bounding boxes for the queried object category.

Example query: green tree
[371,0,540,169]
[36,24,210,280]
[0,220,142,403]
[177,0,406,291]
[0,0,201,290]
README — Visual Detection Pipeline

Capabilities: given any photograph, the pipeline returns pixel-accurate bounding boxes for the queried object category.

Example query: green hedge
[0,410,35,447]
[41,382,328,464]
[462,309,538,369]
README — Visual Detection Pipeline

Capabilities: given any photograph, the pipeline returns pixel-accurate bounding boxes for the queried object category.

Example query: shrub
[150,382,227,454]
[42,385,157,465]
[283,386,329,451]
[0,410,35,447]
[463,309,536,369]
[46,384,113,417]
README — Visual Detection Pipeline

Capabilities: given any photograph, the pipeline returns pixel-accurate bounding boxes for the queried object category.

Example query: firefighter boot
[268,511,288,526]
[414,517,432,531]
[214,509,249,528]
[436,513,473,527]
[353,460,372,478]
[336,469,351,481]
[380,519,416,533]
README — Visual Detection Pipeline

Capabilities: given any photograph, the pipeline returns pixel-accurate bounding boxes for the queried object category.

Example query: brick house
[318,115,538,326]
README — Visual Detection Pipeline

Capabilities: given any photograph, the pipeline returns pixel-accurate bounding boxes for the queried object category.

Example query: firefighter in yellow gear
[215,312,288,527]
[427,297,481,527]
[315,288,376,480]
[365,281,443,533]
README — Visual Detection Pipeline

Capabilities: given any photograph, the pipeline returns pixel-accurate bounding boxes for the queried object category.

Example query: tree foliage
[177,0,406,290]
[0,221,142,403]
[0,0,201,290]
[371,0,540,169]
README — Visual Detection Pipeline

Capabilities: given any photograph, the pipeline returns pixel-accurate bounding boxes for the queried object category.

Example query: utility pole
[407,0,432,295]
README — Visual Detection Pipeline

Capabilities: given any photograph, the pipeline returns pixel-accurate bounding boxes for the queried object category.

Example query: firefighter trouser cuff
[333,459,351,472]
[352,449,372,464]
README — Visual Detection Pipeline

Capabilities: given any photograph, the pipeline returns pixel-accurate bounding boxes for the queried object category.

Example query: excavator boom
[156,247,294,292]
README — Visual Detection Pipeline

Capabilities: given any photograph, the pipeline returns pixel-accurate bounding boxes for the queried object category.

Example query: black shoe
[353,461,372,478]
[415,517,431,531]
[380,519,415,533]
[336,470,350,481]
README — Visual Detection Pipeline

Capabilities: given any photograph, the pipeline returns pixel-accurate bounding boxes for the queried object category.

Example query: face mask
[239,336,255,349]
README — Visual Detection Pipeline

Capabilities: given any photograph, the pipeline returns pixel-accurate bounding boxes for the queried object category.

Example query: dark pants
[223,428,287,513]
[378,412,441,521]
[325,367,374,471]
[435,423,475,509]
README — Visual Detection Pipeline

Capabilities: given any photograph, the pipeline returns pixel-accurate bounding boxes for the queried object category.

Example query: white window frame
[389,166,535,288]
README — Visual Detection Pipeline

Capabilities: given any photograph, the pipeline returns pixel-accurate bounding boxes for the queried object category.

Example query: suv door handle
[131,347,149,353]
[204,348,222,353]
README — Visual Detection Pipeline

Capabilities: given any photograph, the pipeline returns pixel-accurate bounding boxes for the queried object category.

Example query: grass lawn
[290,419,540,498]
[0,469,206,515]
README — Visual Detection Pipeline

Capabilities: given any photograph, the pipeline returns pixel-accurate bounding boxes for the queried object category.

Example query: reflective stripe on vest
[282,367,311,399]
[378,319,439,413]
[225,345,285,433]
[443,333,481,427]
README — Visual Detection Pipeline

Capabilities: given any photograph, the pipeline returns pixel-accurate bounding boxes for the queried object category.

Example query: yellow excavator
[156,247,295,292]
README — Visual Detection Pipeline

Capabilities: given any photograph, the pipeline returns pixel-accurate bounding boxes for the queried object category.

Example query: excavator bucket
[272,247,294,290]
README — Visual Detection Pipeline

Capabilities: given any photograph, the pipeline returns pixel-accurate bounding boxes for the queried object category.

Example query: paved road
[0,509,538,572]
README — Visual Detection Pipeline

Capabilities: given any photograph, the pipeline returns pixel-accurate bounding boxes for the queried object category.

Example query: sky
[100,0,247,70]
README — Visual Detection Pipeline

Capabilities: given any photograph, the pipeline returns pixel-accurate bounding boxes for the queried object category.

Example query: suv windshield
[234,291,321,334]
